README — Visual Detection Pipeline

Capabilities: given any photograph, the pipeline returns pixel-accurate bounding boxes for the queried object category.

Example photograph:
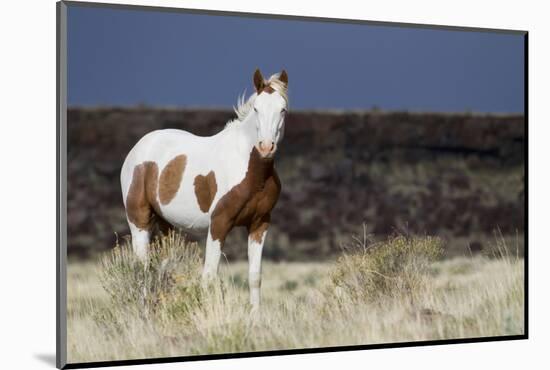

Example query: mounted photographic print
[56,1,527,368]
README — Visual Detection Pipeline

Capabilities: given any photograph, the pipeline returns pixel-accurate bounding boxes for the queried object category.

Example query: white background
[0,0,546,368]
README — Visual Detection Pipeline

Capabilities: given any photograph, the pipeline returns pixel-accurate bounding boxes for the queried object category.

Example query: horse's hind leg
[201,226,223,283]
[129,221,150,260]
[125,163,154,261]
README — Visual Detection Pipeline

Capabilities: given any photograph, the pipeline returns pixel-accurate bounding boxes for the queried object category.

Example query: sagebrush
[99,231,203,320]
[330,231,443,303]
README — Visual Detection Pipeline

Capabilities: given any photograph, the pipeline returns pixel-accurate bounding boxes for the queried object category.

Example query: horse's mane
[226,73,289,128]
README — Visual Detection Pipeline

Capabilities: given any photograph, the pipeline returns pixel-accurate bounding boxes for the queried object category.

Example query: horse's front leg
[248,219,269,310]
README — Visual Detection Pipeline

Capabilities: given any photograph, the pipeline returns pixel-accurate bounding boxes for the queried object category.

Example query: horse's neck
[246,148,274,190]
[221,112,257,159]
[217,113,274,186]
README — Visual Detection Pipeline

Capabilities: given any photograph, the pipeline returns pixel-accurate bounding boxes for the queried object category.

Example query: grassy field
[66,232,524,364]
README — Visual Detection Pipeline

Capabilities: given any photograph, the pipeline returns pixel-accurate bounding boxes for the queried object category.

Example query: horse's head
[252,68,289,159]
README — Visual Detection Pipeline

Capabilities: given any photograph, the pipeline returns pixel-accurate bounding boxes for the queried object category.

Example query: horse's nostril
[258,141,275,154]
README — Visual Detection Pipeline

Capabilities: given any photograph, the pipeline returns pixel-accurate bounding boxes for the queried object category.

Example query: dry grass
[67,231,524,364]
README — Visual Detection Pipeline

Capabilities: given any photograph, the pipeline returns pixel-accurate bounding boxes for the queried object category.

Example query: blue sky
[67,5,525,113]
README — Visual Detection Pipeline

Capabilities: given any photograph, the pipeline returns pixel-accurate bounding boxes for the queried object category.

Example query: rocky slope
[67,108,525,260]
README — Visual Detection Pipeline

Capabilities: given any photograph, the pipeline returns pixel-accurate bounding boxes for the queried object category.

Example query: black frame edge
[63,335,527,369]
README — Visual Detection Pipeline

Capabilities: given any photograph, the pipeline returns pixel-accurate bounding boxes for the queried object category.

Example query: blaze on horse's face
[252,69,288,159]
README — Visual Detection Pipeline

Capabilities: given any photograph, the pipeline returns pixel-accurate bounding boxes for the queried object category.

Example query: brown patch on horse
[210,148,281,243]
[126,161,161,229]
[261,85,275,94]
[144,162,162,215]
[194,171,218,213]
[159,154,187,205]
[249,216,270,244]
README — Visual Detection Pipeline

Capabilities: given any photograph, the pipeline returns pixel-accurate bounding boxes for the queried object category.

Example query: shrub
[330,231,443,303]
[98,230,203,320]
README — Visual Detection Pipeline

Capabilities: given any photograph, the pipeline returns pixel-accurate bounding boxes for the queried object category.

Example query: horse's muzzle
[257,141,276,158]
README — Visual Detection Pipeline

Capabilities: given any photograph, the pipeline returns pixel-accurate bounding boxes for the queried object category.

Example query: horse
[120,69,288,309]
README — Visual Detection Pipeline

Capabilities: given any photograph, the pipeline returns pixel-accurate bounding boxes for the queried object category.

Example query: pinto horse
[120,69,288,309]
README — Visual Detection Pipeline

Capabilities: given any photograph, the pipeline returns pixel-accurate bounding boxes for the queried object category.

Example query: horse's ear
[279,70,288,86]
[253,69,265,93]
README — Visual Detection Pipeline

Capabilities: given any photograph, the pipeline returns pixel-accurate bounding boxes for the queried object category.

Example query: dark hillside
[67,108,525,260]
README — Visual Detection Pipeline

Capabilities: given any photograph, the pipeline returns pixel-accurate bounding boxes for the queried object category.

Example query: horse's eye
[281,108,287,113]
[254,107,258,113]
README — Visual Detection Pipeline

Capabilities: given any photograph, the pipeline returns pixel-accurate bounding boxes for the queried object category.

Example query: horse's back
[124,129,204,161]
[121,129,209,191]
